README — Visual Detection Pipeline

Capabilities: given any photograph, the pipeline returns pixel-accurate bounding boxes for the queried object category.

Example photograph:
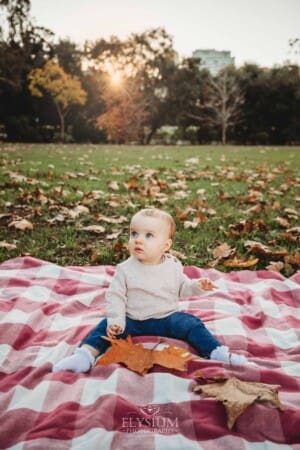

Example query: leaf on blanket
[193,376,284,429]
[96,335,196,375]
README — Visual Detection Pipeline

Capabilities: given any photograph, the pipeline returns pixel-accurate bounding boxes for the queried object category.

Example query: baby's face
[128,215,172,264]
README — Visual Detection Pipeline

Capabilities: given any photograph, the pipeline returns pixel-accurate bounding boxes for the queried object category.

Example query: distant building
[192,49,235,75]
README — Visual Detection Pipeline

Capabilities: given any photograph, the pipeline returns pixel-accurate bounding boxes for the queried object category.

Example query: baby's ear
[165,239,172,252]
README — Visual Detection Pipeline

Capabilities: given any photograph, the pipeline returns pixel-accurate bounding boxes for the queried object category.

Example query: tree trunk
[222,121,227,145]
[145,126,157,144]
[60,114,65,142]
[55,101,65,142]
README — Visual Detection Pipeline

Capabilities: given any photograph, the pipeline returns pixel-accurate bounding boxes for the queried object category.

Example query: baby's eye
[145,232,154,239]
[130,231,138,238]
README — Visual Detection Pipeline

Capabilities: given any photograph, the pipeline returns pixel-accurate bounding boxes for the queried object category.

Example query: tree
[98,75,149,143]
[190,67,244,145]
[238,64,300,144]
[86,28,178,143]
[0,0,54,140]
[28,60,87,141]
[166,58,209,142]
[54,39,83,77]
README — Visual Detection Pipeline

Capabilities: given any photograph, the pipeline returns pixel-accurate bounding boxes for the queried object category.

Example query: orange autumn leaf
[223,255,259,268]
[96,336,196,375]
[284,251,300,269]
[194,376,284,429]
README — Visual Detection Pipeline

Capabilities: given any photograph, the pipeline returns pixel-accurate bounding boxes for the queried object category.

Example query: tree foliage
[28,60,87,141]
[0,4,299,144]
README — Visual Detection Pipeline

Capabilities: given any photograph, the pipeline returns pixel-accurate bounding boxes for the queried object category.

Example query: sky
[30,0,299,68]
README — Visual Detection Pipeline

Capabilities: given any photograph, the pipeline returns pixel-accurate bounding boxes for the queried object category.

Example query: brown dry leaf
[69,205,90,218]
[223,255,259,268]
[206,208,217,216]
[0,240,17,250]
[184,219,200,229]
[284,252,300,269]
[80,225,105,234]
[169,249,187,260]
[124,176,139,190]
[213,243,236,260]
[176,207,196,221]
[244,240,288,258]
[194,376,284,429]
[245,203,264,215]
[108,181,119,191]
[94,214,127,224]
[266,261,285,272]
[275,217,290,228]
[229,219,267,236]
[287,227,300,235]
[8,219,33,231]
[284,208,298,218]
[96,336,195,375]
[106,231,122,240]
[217,190,232,200]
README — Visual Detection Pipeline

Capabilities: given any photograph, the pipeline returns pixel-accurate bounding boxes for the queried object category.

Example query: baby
[53,208,247,373]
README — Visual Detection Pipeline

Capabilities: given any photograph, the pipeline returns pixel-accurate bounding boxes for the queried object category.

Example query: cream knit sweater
[105,254,205,331]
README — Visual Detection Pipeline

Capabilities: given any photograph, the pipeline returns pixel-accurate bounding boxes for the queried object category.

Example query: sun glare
[111,71,123,85]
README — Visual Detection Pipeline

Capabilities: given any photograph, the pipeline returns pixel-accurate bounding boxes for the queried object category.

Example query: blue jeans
[81,311,221,358]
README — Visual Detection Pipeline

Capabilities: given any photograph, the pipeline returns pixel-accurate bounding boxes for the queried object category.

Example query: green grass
[0,143,299,275]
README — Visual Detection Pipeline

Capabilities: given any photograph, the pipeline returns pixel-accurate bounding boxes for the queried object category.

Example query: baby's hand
[107,324,123,339]
[198,278,218,291]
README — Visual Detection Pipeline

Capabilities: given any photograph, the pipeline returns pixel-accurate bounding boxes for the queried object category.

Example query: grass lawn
[0,143,299,275]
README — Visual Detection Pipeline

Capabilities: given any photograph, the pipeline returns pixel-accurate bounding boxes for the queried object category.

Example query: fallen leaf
[94,214,128,224]
[284,252,300,269]
[284,208,298,218]
[80,225,105,234]
[8,219,33,231]
[244,240,288,258]
[223,255,259,268]
[108,181,120,191]
[213,243,236,260]
[287,227,300,235]
[169,249,187,260]
[106,231,122,240]
[229,219,267,236]
[96,336,196,375]
[184,219,200,229]
[0,241,17,250]
[244,203,264,215]
[194,376,284,429]
[69,205,90,218]
[275,217,290,228]
[266,261,285,272]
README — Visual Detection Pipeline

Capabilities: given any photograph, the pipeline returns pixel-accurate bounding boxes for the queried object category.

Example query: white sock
[210,345,247,365]
[52,347,95,373]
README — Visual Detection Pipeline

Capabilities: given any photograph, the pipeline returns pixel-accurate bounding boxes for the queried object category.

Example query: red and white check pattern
[0,256,299,449]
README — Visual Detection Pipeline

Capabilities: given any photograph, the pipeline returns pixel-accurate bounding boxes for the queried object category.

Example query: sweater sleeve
[105,266,127,332]
[176,260,205,298]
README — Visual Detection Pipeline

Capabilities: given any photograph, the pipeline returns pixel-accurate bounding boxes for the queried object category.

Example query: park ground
[0,144,299,276]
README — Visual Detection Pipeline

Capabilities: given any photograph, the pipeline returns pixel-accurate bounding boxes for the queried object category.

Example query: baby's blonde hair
[131,208,176,239]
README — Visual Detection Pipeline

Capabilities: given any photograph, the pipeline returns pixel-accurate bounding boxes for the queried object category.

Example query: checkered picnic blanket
[0,256,299,450]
